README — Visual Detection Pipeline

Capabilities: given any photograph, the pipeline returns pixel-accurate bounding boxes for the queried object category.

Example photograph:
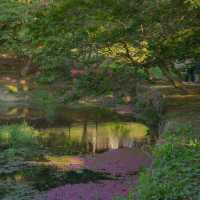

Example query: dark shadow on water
[0,105,131,128]
[0,164,113,192]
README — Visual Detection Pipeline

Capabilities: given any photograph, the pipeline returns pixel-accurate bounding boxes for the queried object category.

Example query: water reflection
[0,105,126,127]
[0,104,149,154]
[40,122,148,154]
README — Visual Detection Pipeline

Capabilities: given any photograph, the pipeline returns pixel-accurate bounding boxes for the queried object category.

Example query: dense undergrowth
[117,125,200,200]
[0,123,41,200]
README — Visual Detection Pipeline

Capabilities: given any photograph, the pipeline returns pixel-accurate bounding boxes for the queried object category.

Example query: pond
[0,104,149,154]
[0,103,150,200]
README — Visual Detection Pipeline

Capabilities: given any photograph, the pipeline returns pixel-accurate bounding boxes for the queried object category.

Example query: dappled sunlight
[27,156,85,171]
[45,155,84,170]
[166,94,200,98]
[6,108,18,115]
[151,85,174,89]
[100,42,149,65]
[6,85,18,93]
[14,174,24,182]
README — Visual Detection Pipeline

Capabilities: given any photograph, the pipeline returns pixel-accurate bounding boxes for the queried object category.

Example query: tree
[1,0,200,86]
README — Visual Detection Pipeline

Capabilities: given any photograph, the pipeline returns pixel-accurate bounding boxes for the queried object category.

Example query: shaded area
[0,104,132,127]
[1,164,111,191]
[42,180,131,200]
[35,148,152,200]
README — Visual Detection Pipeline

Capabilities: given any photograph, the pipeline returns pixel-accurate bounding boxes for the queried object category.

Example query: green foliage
[149,67,164,79]
[186,0,200,8]
[135,101,161,127]
[0,153,25,175]
[0,0,199,86]
[74,68,112,96]
[31,89,60,121]
[164,124,200,145]
[75,65,142,97]
[0,123,39,148]
[134,89,164,127]
[113,191,134,200]
[0,124,36,175]
[0,181,39,200]
[0,0,36,56]
[23,166,110,191]
[1,0,200,85]
[27,0,200,82]
[133,127,200,200]
[0,124,43,200]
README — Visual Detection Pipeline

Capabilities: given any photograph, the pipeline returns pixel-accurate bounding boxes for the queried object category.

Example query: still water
[0,104,150,199]
[40,122,148,154]
[0,104,148,154]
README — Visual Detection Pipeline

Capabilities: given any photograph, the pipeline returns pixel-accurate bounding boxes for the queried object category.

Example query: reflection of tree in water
[79,122,149,153]
[36,121,148,155]
[68,124,71,138]
[81,121,98,154]
[92,121,98,154]
[81,121,89,151]
[5,107,30,118]
[43,131,68,152]
[109,124,131,149]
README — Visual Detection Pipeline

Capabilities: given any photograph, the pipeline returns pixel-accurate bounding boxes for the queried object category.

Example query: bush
[0,123,39,148]
[31,89,59,122]
[74,66,139,98]
[134,86,164,127]
[0,181,39,200]
[74,67,112,96]
[134,128,200,200]
[0,123,40,159]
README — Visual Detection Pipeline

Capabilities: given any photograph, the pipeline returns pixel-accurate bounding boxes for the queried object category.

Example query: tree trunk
[21,58,32,76]
[160,66,178,87]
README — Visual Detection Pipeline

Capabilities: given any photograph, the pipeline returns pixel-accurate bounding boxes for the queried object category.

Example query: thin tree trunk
[82,121,89,151]
[170,64,183,80]
[160,66,178,88]
[21,57,32,76]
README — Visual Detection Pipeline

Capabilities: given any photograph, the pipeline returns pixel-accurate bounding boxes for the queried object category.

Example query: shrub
[0,181,39,200]
[74,67,112,96]
[113,191,134,200]
[31,89,60,122]
[134,86,164,128]
[0,123,40,159]
[134,128,200,200]
[74,66,139,98]
[0,123,39,147]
